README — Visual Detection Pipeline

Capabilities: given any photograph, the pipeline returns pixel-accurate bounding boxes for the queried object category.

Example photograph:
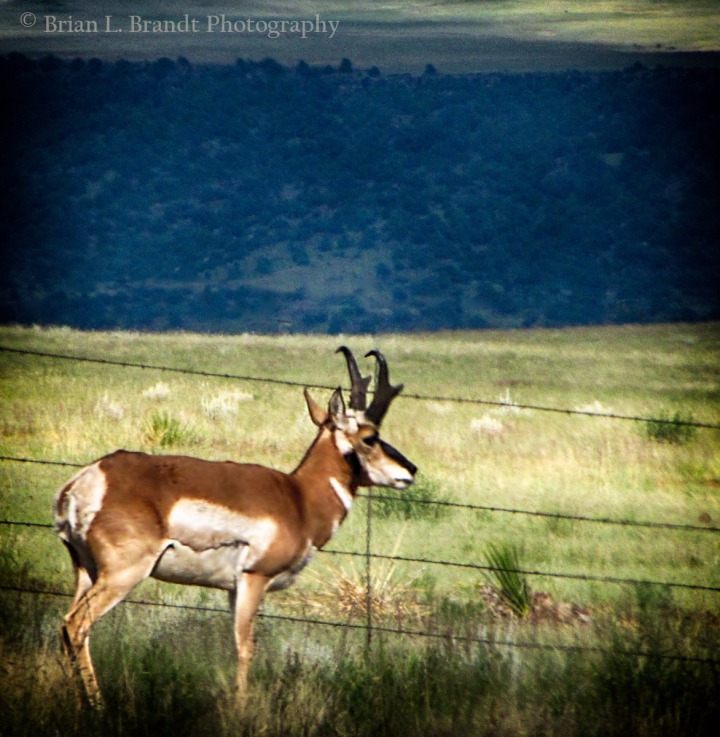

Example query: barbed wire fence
[2,344,718,428]
[1,344,719,666]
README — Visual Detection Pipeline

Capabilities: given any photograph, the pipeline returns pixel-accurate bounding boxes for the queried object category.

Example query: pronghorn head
[304,347,417,490]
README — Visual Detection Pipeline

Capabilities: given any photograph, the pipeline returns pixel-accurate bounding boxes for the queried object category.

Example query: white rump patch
[54,462,107,541]
[166,499,278,570]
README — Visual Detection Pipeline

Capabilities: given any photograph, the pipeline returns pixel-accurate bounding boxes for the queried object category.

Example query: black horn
[365,350,403,425]
[336,346,371,412]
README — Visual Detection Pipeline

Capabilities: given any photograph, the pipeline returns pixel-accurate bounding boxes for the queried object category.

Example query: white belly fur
[154,499,279,590]
[153,542,243,590]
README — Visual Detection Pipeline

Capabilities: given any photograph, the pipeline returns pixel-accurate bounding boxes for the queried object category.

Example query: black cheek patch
[343,450,363,478]
[380,440,418,477]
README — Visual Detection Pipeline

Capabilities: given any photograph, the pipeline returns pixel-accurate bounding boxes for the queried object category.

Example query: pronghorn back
[54,348,417,708]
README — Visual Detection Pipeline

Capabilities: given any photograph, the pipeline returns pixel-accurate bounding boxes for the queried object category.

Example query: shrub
[371,475,449,521]
[201,390,253,420]
[94,391,125,420]
[142,382,171,401]
[644,409,696,445]
[143,411,196,448]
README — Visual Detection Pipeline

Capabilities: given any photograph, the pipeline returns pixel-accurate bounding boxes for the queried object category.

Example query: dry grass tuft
[477,585,592,626]
[300,560,428,624]
[470,414,506,436]
[201,390,254,420]
[141,381,171,401]
[94,391,125,420]
[291,529,428,624]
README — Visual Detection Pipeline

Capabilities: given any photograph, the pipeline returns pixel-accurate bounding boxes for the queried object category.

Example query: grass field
[1,322,719,735]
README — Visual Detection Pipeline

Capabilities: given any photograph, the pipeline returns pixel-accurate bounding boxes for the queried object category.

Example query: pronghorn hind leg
[61,560,94,654]
[60,562,97,706]
[61,551,161,708]
[62,579,125,709]
[230,572,268,706]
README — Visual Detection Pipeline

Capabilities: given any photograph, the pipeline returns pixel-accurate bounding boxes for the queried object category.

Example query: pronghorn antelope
[54,347,416,707]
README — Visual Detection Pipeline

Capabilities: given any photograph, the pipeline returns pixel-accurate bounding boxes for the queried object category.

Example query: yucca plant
[484,542,532,618]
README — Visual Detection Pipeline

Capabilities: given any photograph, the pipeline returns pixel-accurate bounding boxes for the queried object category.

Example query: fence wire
[362,492,720,534]
[1,511,718,594]
[2,344,718,429]
[1,583,718,667]
[2,455,719,534]
[1,342,719,670]
[322,549,720,594]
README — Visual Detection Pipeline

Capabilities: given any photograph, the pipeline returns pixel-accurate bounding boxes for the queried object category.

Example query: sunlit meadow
[1,322,719,736]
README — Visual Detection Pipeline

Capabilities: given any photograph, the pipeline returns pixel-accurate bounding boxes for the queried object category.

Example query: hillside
[1,54,719,333]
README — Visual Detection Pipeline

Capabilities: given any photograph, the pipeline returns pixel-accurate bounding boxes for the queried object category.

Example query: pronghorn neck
[53,347,416,710]
[292,427,358,547]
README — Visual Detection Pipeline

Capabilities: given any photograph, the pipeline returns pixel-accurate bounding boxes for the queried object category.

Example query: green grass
[1,322,719,735]
[1,323,719,603]
[326,0,720,51]
[161,1,720,52]
[1,586,718,737]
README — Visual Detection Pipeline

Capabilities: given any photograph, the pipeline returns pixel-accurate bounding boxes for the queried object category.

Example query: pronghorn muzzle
[380,440,418,479]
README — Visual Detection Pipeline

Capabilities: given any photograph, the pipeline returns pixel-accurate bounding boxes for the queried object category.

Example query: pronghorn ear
[304,388,328,427]
[328,387,348,428]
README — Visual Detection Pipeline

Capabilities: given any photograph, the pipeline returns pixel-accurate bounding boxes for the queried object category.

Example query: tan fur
[55,374,416,709]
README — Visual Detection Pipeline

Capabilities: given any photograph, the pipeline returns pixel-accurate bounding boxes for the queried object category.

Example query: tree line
[1,53,718,333]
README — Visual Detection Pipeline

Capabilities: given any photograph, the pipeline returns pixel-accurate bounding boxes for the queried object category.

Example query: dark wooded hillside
[1,54,718,333]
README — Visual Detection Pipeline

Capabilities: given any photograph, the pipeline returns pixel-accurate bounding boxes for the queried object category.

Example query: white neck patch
[329,477,354,514]
[333,428,355,456]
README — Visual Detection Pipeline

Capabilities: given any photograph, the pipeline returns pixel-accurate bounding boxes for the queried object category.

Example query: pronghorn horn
[365,350,403,426]
[336,346,371,412]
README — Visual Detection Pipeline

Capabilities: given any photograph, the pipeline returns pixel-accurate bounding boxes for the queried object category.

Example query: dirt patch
[479,585,592,625]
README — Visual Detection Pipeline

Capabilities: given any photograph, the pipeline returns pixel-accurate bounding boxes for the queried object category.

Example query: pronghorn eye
[362,434,379,447]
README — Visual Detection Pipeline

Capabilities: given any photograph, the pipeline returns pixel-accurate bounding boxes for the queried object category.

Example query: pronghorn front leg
[229,570,268,704]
